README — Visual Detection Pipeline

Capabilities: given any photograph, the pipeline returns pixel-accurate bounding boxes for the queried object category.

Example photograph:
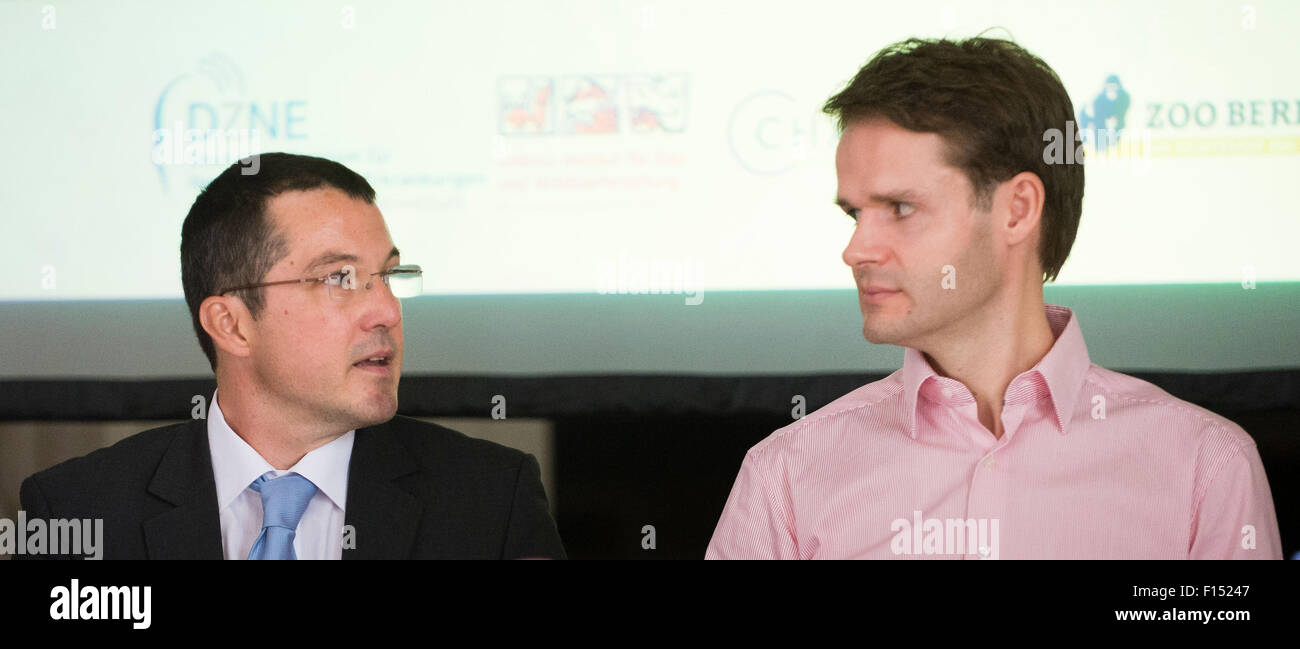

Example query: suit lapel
[342,420,422,559]
[142,418,224,559]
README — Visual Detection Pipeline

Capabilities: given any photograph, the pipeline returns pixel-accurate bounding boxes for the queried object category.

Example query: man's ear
[199,295,254,362]
[998,170,1046,248]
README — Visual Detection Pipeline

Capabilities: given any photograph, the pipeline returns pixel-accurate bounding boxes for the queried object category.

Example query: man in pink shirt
[706,37,1282,559]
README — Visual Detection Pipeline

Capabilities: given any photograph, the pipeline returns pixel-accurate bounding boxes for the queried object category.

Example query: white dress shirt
[206,390,354,560]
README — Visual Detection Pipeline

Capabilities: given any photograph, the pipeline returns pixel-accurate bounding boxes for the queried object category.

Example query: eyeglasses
[218,264,423,301]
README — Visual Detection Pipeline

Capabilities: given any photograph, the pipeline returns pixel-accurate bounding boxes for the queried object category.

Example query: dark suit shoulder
[29,421,188,482]
[21,421,193,515]
[381,415,528,472]
[348,415,563,559]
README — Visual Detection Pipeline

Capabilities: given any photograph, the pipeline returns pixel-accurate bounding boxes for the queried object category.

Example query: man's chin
[344,392,399,429]
[862,328,888,345]
[367,396,399,425]
[861,322,907,346]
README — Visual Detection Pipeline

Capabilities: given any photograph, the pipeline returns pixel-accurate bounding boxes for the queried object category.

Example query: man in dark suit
[18,153,565,559]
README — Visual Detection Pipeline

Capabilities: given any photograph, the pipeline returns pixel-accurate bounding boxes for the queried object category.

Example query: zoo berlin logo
[890,511,1000,559]
[1064,73,1300,160]
[0,511,103,559]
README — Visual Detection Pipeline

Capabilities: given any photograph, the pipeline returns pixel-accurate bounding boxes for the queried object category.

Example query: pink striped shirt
[706,304,1283,559]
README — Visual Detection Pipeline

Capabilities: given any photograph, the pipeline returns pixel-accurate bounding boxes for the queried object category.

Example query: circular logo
[727,91,815,175]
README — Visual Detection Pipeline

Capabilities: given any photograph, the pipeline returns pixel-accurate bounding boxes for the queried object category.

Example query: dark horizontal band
[1,370,1296,421]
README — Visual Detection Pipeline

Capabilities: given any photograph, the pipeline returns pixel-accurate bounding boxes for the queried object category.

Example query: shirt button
[941,387,954,399]
[978,545,990,558]
[984,458,995,469]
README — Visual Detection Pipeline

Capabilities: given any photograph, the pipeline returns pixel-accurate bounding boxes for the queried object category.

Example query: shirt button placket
[965,449,1005,560]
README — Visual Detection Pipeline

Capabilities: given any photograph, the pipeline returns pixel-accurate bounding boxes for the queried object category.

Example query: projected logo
[1045,73,1148,169]
[559,76,618,134]
[152,53,309,191]
[728,91,830,175]
[1078,73,1300,159]
[627,75,687,133]
[497,74,688,136]
[499,77,553,134]
[1078,74,1131,153]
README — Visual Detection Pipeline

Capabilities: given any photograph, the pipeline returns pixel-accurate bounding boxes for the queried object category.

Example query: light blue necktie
[247,473,318,560]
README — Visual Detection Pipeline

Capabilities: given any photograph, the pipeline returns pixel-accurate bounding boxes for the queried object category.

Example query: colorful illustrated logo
[559,76,618,134]
[498,77,553,134]
[498,74,688,136]
[627,75,688,133]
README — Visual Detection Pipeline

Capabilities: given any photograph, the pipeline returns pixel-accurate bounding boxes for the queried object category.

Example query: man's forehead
[269,188,383,230]
[838,119,949,165]
[266,186,365,218]
[836,120,964,195]
[263,188,394,267]
[301,246,400,271]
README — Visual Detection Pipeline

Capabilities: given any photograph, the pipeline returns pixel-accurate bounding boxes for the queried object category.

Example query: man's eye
[844,208,859,223]
[893,202,915,218]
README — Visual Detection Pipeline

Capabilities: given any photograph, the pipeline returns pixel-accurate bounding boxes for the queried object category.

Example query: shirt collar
[206,389,355,512]
[901,303,1091,439]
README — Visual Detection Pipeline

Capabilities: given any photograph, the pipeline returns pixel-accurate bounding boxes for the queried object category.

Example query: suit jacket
[17,415,566,559]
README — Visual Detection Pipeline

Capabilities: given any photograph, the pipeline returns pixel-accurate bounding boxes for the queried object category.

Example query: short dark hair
[823,37,1084,283]
[180,153,377,371]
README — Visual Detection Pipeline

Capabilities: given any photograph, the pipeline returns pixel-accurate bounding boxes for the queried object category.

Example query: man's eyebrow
[867,189,924,204]
[305,251,357,271]
[305,246,400,271]
[837,190,925,210]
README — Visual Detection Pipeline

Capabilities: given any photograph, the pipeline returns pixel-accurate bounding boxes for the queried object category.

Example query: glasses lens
[325,272,347,300]
[388,266,422,298]
[324,266,422,300]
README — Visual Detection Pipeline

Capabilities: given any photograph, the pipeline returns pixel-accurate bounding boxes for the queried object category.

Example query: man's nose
[842,217,891,268]
[359,276,402,330]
